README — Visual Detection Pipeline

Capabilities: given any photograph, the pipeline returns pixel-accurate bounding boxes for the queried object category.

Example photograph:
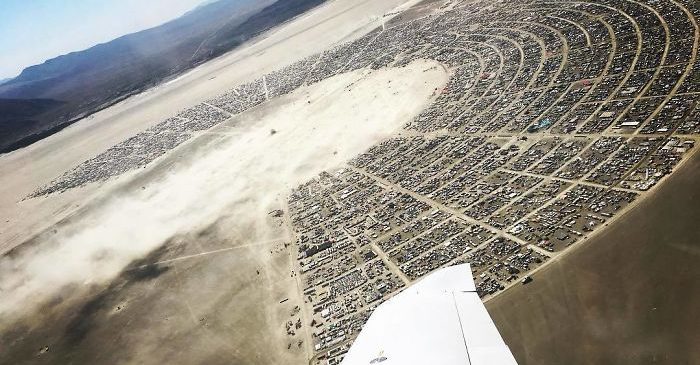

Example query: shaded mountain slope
[0,0,329,153]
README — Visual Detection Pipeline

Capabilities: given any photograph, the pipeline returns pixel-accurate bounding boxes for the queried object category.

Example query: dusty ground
[0,221,300,365]
[0,1,446,361]
[0,61,447,364]
[486,148,700,365]
[2,0,699,363]
[0,0,419,254]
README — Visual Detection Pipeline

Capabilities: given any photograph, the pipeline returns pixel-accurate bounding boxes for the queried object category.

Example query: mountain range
[0,0,327,153]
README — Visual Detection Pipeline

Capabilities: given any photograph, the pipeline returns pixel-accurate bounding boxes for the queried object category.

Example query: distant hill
[0,0,328,153]
[0,98,66,152]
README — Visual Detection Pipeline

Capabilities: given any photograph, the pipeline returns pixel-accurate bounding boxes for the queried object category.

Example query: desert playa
[0,1,445,362]
[2,0,700,364]
[0,0,424,253]
[487,146,700,365]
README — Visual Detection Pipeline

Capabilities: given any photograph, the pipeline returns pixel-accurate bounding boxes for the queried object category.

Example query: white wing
[340,264,518,365]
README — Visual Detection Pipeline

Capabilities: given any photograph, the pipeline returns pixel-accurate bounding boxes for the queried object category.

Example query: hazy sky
[0,0,208,79]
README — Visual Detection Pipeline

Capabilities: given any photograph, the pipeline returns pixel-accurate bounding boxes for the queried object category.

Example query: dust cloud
[0,60,447,321]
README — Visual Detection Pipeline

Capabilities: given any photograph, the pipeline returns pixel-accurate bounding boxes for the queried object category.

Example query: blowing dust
[0,60,447,323]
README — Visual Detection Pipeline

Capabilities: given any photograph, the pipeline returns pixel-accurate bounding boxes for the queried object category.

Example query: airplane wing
[340,264,518,365]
